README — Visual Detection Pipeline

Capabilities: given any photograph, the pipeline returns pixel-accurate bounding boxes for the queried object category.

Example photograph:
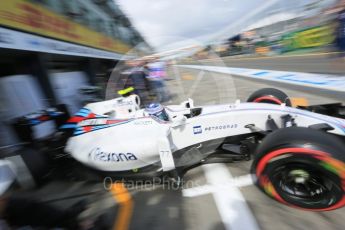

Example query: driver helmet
[145,103,169,121]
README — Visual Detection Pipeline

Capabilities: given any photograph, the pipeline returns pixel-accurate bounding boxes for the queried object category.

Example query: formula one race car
[10,88,345,211]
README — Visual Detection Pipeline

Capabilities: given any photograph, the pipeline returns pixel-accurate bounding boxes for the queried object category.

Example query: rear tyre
[247,88,291,106]
[251,127,345,211]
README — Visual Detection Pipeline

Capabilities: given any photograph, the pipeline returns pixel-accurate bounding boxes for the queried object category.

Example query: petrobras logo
[204,124,238,131]
[88,148,137,162]
[193,125,202,134]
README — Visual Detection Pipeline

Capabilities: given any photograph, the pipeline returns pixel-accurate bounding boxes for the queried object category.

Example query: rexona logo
[193,125,202,134]
[89,147,137,162]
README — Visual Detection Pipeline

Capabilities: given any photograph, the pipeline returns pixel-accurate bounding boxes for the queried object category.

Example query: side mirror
[180,98,194,109]
[188,98,194,108]
[171,115,187,127]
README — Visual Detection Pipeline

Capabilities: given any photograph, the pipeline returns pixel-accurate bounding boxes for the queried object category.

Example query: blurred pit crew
[336,8,345,58]
[146,57,170,103]
[126,59,151,106]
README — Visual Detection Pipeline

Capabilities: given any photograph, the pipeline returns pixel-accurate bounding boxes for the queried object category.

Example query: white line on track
[178,65,345,93]
[183,174,254,197]
[186,70,205,98]
[200,164,259,230]
[172,64,186,98]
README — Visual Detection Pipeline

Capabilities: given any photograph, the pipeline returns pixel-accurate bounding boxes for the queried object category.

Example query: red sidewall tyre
[252,127,345,211]
[247,88,292,106]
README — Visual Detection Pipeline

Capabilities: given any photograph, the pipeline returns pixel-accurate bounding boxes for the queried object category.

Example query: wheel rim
[271,163,342,208]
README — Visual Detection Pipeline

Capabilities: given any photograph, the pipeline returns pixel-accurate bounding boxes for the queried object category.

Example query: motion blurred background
[0,0,345,229]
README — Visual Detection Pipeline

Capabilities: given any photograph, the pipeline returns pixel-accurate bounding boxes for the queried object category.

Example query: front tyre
[251,127,345,211]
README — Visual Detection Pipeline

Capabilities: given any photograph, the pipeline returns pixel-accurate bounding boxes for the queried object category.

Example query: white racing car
[11,88,345,211]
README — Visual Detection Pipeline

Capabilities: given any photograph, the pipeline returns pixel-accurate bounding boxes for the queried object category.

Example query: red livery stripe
[83,126,92,132]
[106,120,127,124]
[67,116,85,123]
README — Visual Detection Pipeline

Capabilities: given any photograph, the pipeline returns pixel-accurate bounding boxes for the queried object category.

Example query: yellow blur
[0,0,130,53]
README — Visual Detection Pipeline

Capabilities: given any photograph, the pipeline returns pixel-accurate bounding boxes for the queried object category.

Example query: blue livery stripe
[60,124,77,129]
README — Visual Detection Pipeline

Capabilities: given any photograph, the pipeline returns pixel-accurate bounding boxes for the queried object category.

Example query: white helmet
[144,103,169,121]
